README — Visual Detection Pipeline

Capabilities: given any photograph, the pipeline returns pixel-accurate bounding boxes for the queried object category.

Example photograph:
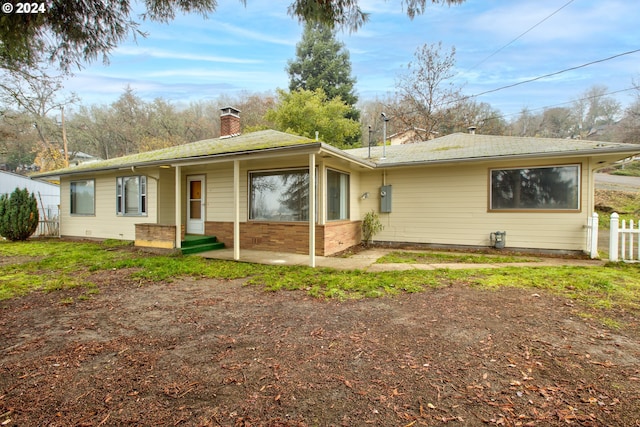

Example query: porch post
[233,160,240,261]
[175,165,182,249]
[309,153,316,267]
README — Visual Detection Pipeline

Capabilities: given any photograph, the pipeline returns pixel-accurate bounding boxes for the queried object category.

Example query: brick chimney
[220,107,241,138]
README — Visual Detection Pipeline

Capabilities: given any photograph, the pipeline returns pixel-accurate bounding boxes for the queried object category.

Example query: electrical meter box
[380,185,392,213]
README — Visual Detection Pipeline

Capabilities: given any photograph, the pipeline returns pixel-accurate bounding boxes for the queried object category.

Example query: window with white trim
[116,176,147,215]
[490,165,580,211]
[70,180,95,215]
[327,169,349,220]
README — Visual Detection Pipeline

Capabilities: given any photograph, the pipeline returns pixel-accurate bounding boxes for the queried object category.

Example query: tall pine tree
[287,22,360,132]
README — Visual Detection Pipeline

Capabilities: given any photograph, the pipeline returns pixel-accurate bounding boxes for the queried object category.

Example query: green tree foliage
[0,0,466,71]
[0,0,217,70]
[287,22,358,112]
[288,0,465,31]
[287,21,360,143]
[0,188,39,241]
[265,88,360,148]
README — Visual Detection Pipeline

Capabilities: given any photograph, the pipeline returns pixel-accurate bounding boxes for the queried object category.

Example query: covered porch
[135,143,372,266]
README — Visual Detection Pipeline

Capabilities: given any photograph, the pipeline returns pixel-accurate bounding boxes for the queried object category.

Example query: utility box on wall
[380,185,392,213]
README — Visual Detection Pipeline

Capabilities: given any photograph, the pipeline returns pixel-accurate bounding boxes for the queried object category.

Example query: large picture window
[70,180,95,215]
[327,169,349,221]
[490,165,580,211]
[116,176,147,215]
[250,169,310,221]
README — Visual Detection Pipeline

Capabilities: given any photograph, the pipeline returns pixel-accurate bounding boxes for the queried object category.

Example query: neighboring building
[34,108,640,265]
[69,151,100,166]
[0,170,60,236]
[388,127,433,145]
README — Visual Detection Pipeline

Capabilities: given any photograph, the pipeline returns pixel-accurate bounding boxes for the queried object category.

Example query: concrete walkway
[199,248,606,271]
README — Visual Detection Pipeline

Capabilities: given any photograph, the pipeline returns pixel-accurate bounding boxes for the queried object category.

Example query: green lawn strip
[469,264,640,315]
[376,250,539,264]
[246,267,444,300]
[108,255,269,281]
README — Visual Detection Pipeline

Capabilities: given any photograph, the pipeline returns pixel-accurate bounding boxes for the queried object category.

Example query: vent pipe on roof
[468,126,476,135]
[220,106,241,138]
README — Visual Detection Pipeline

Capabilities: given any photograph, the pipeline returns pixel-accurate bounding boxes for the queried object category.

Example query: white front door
[186,175,205,235]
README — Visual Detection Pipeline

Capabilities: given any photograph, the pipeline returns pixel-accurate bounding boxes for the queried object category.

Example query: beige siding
[358,158,592,251]
[58,151,597,252]
[60,171,159,241]
[208,163,236,221]
[157,168,176,225]
[182,156,360,225]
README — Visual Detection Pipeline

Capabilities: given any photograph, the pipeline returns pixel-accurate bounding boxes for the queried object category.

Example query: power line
[465,0,575,72]
[482,86,638,123]
[458,48,640,103]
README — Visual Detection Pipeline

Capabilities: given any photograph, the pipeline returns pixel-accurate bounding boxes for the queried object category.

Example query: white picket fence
[586,212,640,262]
[609,213,640,262]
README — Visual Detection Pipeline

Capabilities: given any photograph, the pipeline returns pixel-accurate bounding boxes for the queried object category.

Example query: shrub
[0,187,40,241]
[362,210,383,246]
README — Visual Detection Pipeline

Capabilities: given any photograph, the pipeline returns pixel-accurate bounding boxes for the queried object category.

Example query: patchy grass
[246,267,443,300]
[468,263,640,315]
[376,250,538,264]
[595,189,640,228]
[0,239,136,300]
[106,255,269,281]
[2,240,640,321]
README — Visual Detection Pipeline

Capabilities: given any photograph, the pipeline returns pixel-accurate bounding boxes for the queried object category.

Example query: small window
[70,180,95,215]
[116,176,147,216]
[327,169,349,221]
[490,165,580,211]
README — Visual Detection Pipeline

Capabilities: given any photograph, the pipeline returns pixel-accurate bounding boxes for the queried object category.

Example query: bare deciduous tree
[392,42,462,140]
[571,85,621,139]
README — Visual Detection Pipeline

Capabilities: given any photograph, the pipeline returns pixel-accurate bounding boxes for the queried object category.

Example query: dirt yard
[1,269,639,426]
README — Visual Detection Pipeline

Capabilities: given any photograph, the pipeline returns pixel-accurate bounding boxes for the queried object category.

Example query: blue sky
[63,0,640,120]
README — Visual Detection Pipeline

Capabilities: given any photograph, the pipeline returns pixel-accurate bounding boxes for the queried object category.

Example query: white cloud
[114,46,263,64]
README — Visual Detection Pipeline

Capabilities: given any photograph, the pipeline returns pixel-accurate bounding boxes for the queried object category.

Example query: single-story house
[34,107,640,266]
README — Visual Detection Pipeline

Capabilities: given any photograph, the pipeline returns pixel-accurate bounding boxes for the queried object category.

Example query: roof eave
[318,143,376,169]
[373,147,640,169]
[33,142,327,179]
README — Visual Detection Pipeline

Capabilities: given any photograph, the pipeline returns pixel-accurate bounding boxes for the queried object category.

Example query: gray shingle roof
[35,131,640,179]
[345,133,640,166]
[35,130,317,177]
